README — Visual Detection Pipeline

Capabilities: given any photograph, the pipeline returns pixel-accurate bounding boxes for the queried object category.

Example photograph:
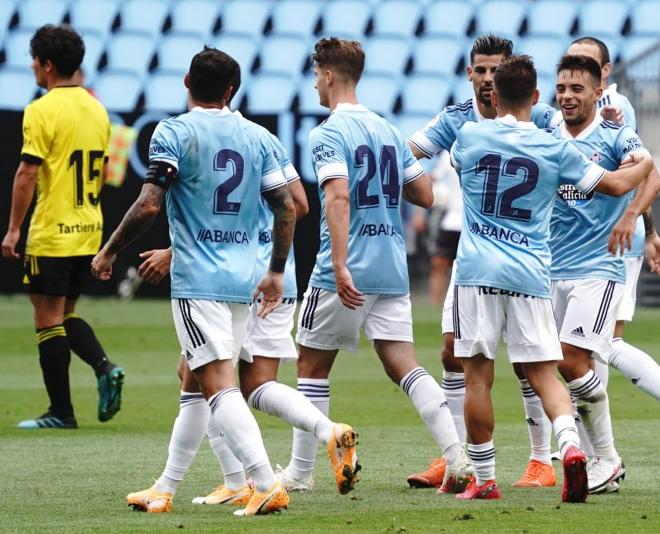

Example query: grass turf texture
[1,295,659,533]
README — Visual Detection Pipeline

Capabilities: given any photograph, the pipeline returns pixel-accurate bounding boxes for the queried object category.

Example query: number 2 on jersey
[213,149,244,215]
[69,149,105,208]
[355,145,400,208]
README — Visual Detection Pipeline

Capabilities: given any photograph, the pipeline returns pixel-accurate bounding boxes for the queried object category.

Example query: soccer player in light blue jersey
[450,55,653,502]
[280,37,473,495]
[91,48,297,516]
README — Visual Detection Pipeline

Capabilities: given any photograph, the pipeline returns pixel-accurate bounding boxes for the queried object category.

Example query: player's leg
[429,256,452,307]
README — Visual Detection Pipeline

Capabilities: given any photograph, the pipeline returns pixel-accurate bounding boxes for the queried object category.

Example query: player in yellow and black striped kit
[1,24,124,429]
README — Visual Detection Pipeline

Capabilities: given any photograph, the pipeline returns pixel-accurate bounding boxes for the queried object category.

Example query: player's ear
[223,85,233,106]
[490,89,498,109]
[183,73,190,89]
[466,65,473,81]
[531,88,540,106]
[601,62,612,80]
[594,85,603,101]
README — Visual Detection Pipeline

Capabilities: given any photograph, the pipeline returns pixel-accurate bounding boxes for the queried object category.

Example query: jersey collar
[191,106,232,115]
[333,102,369,113]
[472,96,486,122]
[559,113,602,140]
[495,114,537,129]
[602,83,618,99]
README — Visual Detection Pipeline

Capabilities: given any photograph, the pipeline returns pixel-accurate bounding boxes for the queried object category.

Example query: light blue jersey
[549,116,647,283]
[597,83,644,258]
[451,115,605,298]
[308,103,424,294]
[148,107,286,302]
[409,97,559,158]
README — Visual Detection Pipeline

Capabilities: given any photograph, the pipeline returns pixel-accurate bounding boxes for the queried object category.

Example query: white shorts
[441,264,456,334]
[239,298,297,362]
[453,286,562,363]
[171,298,250,371]
[295,287,413,352]
[616,256,643,322]
[551,279,624,363]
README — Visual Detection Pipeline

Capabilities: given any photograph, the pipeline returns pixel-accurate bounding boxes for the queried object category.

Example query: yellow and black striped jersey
[21,86,110,256]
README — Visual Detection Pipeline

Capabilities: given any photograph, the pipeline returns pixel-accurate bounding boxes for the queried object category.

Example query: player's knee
[441,335,462,372]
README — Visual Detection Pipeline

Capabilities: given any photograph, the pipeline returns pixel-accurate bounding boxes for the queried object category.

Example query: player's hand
[1,228,20,260]
[334,265,364,309]
[138,248,172,285]
[608,211,636,256]
[645,233,660,274]
[600,105,624,125]
[91,248,116,281]
[253,271,284,318]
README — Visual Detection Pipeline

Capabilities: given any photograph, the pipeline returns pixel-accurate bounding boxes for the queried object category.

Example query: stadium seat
[630,0,660,36]
[16,0,68,31]
[394,112,431,140]
[412,36,464,76]
[578,1,630,38]
[0,67,38,110]
[0,0,18,46]
[157,34,205,72]
[474,1,527,41]
[80,33,106,85]
[270,0,322,37]
[258,36,309,76]
[452,79,474,105]
[118,0,171,38]
[220,0,272,38]
[69,0,120,38]
[424,1,474,38]
[521,36,567,77]
[536,73,556,105]
[526,0,578,38]
[213,34,260,73]
[93,70,143,113]
[144,71,187,112]
[371,0,421,38]
[4,29,35,68]
[169,0,222,39]
[297,74,325,114]
[105,33,156,77]
[364,37,411,77]
[401,74,451,115]
[247,73,296,113]
[321,0,372,40]
[357,74,400,115]
[619,35,659,62]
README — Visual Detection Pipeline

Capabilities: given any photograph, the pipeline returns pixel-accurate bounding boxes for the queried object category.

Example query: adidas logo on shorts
[570,326,586,338]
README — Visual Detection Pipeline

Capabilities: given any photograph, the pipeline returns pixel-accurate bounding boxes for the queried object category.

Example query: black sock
[36,325,74,418]
[63,313,111,377]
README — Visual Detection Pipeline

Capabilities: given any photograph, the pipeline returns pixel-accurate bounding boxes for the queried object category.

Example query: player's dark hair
[571,36,610,66]
[470,34,513,64]
[188,47,240,104]
[493,55,537,107]
[30,24,84,77]
[312,37,364,83]
[557,54,602,85]
[228,63,241,104]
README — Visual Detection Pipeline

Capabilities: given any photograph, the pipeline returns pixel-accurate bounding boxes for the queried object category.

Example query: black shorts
[428,228,461,260]
[23,255,94,299]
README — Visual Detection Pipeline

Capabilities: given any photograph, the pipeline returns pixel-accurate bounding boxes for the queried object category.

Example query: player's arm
[401,143,434,208]
[2,161,39,260]
[593,151,653,197]
[408,141,428,160]
[643,208,660,274]
[286,174,309,219]
[407,110,451,161]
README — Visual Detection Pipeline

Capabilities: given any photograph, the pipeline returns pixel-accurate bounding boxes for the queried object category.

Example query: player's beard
[477,85,494,108]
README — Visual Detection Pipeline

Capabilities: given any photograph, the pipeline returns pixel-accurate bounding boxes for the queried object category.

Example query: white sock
[206,416,247,490]
[573,396,594,458]
[567,370,618,460]
[208,387,276,492]
[400,367,461,464]
[552,414,581,459]
[518,379,552,465]
[154,391,208,495]
[609,337,660,400]
[467,441,496,485]
[594,358,610,389]
[248,381,334,443]
[287,378,329,480]
[442,371,467,444]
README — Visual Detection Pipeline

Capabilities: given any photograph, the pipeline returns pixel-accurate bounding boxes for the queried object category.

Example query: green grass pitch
[1,295,659,533]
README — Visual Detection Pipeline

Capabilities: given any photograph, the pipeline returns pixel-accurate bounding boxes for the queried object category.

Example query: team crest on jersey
[557,184,594,206]
[590,151,601,163]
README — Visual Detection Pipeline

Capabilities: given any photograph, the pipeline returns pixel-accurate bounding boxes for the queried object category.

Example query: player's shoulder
[444,98,474,116]
[599,119,623,131]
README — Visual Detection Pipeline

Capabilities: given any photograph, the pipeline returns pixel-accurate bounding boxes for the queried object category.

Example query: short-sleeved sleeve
[621,98,637,132]
[614,125,649,162]
[449,132,464,172]
[559,141,605,193]
[148,120,181,168]
[260,132,287,192]
[269,134,300,183]
[21,104,51,164]
[408,110,456,157]
[309,125,348,186]
[531,103,558,130]
[402,142,424,183]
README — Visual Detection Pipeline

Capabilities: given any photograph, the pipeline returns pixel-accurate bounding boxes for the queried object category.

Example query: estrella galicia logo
[557,184,593,207]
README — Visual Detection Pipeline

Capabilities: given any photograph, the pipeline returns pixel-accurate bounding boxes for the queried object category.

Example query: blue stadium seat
[619,36,659,62]
[321,0,372,39]
[371,0,421,38]
[258,36,309,76]
[157,34,205,72]
[536,73,556,105]
[105,33,156,77]
[0,67,37,110]
[526,0,578,38]
[578,1,630,37]
[17,0,68,31]
[80,33,106,84]
[4,29,34,68]
[220,0,272,38]
[119,0,171,38]
[452,79,474,104]
[424,1,474,38]
[412,36,464,76]
[394,113,431,140]
[247,73,296,113]
[521,36,567,77]
[401,75,451,115]
[169,0,222,39]
[364,37,411,77]
[144,71,187,112]
[213,34,260,73]
[630,0,660,36]
[357,74,399,115]
[92,70,143,113]
[474,1,527,41]
[0,0,18,46]
[297,74,325,114]
[69,0,120,38]
[270,0,321,37]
